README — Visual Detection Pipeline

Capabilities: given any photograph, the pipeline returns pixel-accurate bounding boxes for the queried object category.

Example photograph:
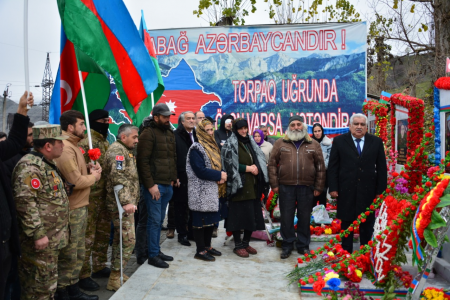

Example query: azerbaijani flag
[57,0,160,126]
[49,26,110,124]
[380,91,392,104]
[139,10,164,105]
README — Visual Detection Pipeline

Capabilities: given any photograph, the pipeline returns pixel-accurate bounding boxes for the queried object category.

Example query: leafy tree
[193,0,257,25]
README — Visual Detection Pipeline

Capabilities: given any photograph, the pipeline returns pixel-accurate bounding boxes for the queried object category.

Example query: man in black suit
[328,113,387,253]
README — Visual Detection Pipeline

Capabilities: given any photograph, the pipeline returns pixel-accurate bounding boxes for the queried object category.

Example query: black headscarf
[232,118,267,198]
[311,123,325,144]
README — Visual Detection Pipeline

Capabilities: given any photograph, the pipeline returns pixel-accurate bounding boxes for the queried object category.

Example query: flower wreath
[362,100,389,144]
[390,93,425,193]
[433,77,450,165]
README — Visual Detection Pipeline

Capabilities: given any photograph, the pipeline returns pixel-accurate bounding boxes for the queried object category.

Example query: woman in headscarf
[221,118,269,258]
[311,123,332,206]
[253,128,273,164]
[186,119,227,261]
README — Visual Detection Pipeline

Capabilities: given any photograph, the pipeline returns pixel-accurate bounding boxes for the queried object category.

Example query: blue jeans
[144,184,173,258]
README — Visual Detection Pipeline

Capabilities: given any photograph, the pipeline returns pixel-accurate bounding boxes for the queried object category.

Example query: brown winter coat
[136,120,177,189]
[268,134,326,191]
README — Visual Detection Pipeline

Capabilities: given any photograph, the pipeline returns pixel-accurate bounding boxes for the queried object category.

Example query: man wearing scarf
[78,109,111,291]
[268,116,326,259]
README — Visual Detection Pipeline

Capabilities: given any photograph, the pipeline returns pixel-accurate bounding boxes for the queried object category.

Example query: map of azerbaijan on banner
[105,22,366,139]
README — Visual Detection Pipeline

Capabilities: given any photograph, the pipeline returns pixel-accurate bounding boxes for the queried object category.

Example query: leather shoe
[158,251,174,261]
[280,248,292,259]
[91,267,111,278]
[137,257,147,265]
[297,248,310,255]
[206,248,222,256]
[194,251,215,262]
[55,288,70,300]
[148,256,169,268]
[166,229,175,239]
[78,277,99,291]
[178,236,191,246]
[66,283,99,300]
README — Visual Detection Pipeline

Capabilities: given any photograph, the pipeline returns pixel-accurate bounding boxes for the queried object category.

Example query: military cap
[33,125,69,140]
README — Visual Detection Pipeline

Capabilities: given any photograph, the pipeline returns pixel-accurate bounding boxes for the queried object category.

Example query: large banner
[105,22,367,139]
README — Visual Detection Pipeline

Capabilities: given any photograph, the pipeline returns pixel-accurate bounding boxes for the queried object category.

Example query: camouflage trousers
[19,248,59,300]
[79,195,110,279]
[57,206,87,288]
[111,211,135,271]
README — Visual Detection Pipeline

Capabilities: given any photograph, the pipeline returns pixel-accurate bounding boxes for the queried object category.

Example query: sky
[0,0,371,105]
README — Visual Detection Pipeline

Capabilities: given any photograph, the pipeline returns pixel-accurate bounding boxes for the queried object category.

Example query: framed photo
[369,120,376,135]
[445,112,450,172]
[397,119,408,165]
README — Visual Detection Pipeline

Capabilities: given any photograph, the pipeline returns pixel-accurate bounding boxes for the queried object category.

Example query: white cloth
[352,135,365,153]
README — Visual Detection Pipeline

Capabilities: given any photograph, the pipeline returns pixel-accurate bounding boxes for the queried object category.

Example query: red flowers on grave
[88,148,101,161]
[363,100,389,144]
[312,278,326,296]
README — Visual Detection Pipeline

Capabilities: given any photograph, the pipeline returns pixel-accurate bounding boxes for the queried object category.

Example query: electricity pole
[2,83,11,132]
[41,53,53,122]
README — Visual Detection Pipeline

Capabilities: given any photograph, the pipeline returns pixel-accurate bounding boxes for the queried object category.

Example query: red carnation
[425,132,432,138]
[88,148,102,161]
[425,181,432,187]
[308,277,314,284]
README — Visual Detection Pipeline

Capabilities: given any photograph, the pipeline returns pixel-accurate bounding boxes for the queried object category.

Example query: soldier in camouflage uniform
[103,124,140,291]
[12,125,70,299]
[79,110,111,290]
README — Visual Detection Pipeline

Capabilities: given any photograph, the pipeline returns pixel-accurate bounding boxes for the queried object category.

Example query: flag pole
[151,92,155,108]
[23,0,31,110]
[78,71,93,150]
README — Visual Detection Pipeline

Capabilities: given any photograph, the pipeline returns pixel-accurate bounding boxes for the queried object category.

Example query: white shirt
[352,135,365,153]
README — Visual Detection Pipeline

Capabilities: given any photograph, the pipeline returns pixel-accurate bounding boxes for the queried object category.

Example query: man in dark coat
[0,91,34,298]
[4,121,34,183]
[214,114,234,149]
[328,113,387,253]
[173,111,198,246]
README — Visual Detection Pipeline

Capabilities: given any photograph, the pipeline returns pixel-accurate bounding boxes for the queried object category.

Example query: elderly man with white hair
[328,113,387,253]
[268,115,326,259]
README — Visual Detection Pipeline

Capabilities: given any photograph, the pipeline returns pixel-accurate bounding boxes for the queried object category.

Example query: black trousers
[313,177,328,206]
[1,242,12,299]
[167,200,176,229]
[173,186,191,239]
[135,191,148,260]
[193,227,214,253]
[279,185,314,251]
[341,213,376,253]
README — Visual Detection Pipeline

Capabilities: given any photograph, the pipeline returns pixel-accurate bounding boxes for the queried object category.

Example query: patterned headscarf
[253,129,265,146]
[197,119,226,197]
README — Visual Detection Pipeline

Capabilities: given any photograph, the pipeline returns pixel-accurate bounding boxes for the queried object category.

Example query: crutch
[113,185,124,286]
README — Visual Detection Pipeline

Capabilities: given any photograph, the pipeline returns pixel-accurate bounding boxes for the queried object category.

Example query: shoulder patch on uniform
[116,155,124,161]
[31,178,41,189]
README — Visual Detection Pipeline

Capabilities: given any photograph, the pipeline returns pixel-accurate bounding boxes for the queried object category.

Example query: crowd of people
[0,91,388,300]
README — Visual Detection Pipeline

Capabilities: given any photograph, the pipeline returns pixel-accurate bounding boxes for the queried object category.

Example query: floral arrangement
[434,77,450,90]
[363,100,389,144]
[88,148,102,161]
[288,125,450,299]
[389,93,425,193]
[421,287,450,300]
[265,191,278,216]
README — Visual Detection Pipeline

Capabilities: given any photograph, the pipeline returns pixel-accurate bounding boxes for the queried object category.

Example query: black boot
[78,277,100,291]
[66,283,99,300]
[55,288,70,300]
[91,267,111,278]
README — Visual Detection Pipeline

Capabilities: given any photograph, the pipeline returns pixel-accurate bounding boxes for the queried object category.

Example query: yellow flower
[355,269,362,278]
[327,252,335,257]
[324,271,339,282]
[324,228,332,234]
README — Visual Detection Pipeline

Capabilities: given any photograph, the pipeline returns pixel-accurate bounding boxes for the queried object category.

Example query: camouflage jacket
[79,129,109,197]
[12,152,69,250]
[104,141,139,213]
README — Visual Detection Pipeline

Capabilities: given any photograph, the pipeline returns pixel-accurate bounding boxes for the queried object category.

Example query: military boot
[66,283,98,300]
[106,271,123,291]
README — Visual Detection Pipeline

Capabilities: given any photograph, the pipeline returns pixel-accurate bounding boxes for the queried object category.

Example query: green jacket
[79,129,109,197]
[12,152,69,250]
[136,120,177,189]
